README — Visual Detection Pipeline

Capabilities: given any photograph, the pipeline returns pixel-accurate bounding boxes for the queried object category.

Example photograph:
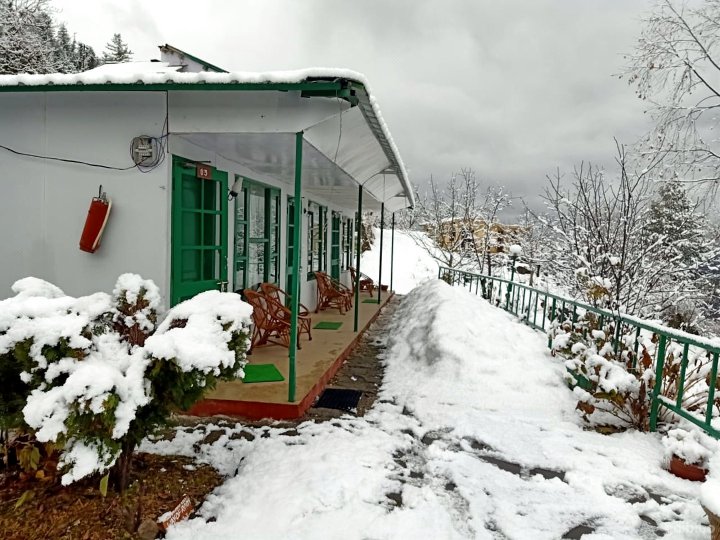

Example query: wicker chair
[349,267,375,296]
[259,283,312,343]
[314,271,353,314]
[244,288,307,352]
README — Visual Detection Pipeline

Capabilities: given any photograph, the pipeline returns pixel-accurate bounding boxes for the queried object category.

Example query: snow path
[143,281,708,539]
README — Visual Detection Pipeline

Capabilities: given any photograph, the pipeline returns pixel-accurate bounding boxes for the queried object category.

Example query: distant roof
[158,44,228,73]
[0,62,413,210]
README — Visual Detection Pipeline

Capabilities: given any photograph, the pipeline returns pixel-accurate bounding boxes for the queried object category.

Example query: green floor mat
[362,299,380,304]
[242,364,285,383]
[314,321,343,330]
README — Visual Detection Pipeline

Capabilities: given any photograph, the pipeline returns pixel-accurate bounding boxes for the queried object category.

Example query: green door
[331,212,341,280]
[171,156,228,305]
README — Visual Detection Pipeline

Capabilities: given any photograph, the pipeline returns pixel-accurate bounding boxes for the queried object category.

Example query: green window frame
[331,211,341,280]
[343,217,354,270]
[307,202,327,279]
[233,177,280,291]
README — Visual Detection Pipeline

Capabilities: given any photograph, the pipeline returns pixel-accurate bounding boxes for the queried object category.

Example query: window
[234,178,280,291]
[307,202,327,278]
[331,211,341,280]
[342,217,354,270]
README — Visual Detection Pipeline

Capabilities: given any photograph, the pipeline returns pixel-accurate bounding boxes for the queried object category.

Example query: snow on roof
[0,63,413,209]
[81,61,182,76]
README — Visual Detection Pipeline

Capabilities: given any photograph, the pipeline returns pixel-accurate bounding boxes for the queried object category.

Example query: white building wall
[0,91,170,302]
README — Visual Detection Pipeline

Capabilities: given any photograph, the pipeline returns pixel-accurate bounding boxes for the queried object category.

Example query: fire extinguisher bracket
[79,186,112,253]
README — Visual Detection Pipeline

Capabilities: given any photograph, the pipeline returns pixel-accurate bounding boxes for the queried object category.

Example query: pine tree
[643,178,720,330]
[53,23,74,73]
[102,33,132,63]
[645,178,705,264]
[73,41,98,71]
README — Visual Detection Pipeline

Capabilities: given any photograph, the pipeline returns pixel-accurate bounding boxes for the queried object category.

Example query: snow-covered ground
[360,228,439,294]
[143,279,709,539]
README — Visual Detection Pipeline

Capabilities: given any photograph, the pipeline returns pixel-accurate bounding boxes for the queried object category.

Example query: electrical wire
[0,99,170,173]
[0,143,137,170]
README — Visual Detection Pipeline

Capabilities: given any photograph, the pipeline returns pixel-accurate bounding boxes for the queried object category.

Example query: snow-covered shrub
[662,424,718,468]
[0,275,252,490]
[550,307,720,432]
[551,311,654,430]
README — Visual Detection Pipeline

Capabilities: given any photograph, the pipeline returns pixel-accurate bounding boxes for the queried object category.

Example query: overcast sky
[53,0,656,217]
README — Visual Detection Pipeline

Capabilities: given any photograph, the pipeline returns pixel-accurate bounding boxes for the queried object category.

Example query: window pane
[182,176,200,208]
[203,179,219,211]
[234,259,246,292]
[203,214,219,246]
[182,250,201,281]
[249,185,265,239]
[203,249,219,280]
[182,212,200,245]
[236,184,246,221]
[248,242,265,288]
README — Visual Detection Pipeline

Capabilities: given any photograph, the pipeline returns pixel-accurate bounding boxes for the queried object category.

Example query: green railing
[438,266,720,439]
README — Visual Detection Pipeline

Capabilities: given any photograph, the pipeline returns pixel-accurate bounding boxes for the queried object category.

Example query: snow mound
[381,279,576,436]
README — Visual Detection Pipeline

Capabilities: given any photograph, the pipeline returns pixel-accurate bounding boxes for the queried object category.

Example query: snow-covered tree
[0,0,57,74]
[73,41,98,72]
[413,169,513,273]
[0,1,102,74]
[646,177,708,263]
[542,141,720,328]
[102,32,132,63]
[542,143,658,313]
[623,0,720,194]
[53,23,74,73]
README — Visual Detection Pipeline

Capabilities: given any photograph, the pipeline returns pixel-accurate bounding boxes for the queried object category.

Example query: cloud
[52,0,656,217]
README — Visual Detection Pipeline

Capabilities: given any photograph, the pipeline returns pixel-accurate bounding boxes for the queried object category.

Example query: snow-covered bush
[553,315,655,430]
[0,275,252,490]
[551,307,720,432]
[662,424,718,469]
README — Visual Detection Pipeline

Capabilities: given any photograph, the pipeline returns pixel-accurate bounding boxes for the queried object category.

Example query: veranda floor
[188,291,393,419]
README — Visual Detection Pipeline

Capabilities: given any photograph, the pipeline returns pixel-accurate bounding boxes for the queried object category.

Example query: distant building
[421,217,524,254]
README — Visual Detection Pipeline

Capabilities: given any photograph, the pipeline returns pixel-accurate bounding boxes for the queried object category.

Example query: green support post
[377,202,385,304]
[353,185,363,332]
[613,316,622,357]
[505,256,517,310]
[288,132,303,403]
[676,344,690,408]
[632,326,641,370]
[649,335,668,432]
[706,352,719,424]
[390,212,395,293]
[548,298,556,348]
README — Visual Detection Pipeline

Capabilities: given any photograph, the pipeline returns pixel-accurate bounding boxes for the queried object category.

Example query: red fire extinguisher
[79,186,112,253]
